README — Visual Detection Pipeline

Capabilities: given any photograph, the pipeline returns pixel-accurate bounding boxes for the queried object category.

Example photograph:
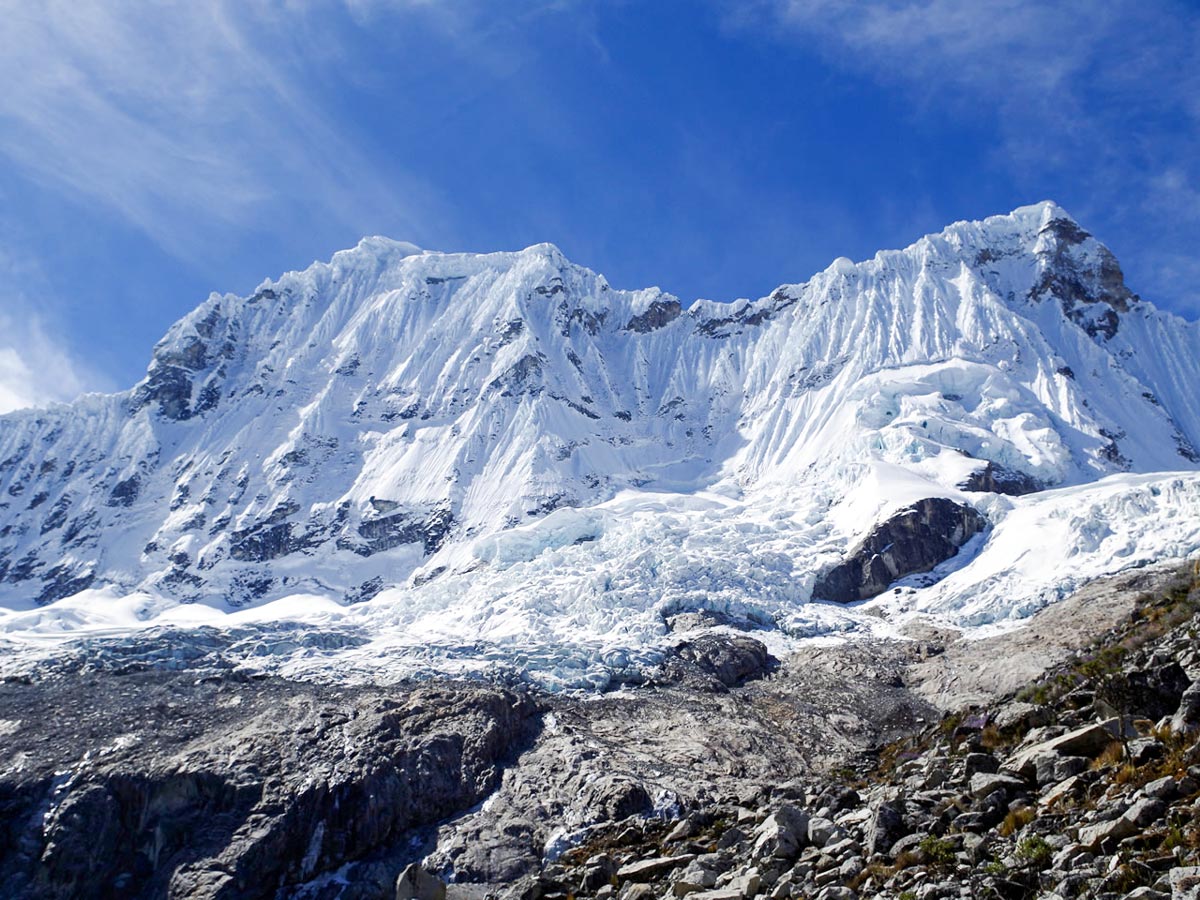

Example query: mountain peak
[517,241,567,260]
[985,199,1076,234]
[344,235,426,260]
[1020,198,1073,223]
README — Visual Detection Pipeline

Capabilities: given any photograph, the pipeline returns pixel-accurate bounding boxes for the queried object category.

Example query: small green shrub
[1164,824,1186,851]
[919,835,956,866]
[984,859,1008,876]
[1016,834,1052,869]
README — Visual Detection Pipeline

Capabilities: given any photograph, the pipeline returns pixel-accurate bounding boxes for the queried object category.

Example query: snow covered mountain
[1,202,1198,685]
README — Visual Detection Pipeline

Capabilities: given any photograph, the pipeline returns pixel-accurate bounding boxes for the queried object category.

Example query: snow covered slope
[0,202,1198,684]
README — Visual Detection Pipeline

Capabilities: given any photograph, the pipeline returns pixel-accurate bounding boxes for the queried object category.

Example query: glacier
[0,201,1198,688]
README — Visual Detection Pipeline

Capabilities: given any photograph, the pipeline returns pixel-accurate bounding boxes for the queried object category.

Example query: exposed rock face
[0,674,540,900]
[624,298,681,333]
[394,863,447,900]
[664,634,776,690]
[1126,660,1191,719]
[426,639,936,888]
[813,498,987,603]
[959,461,1042,496]
[1030,216,1136,341]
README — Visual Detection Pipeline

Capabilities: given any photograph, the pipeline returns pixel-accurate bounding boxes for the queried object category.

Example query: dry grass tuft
[998,806,1036,837]
[1090,741,1125,770]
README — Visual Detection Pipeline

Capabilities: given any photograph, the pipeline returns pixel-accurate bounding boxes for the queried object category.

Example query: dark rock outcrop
[131,362,197,420]
[353,506,454,556]
[959,461,1042,496]
[229,520,315,562]
[624,299,682,333]
[1031,216,1137,341]
[34,565,95,605]
[0,673,541,900]
[668,634,776,690]
[813,497,987,603]
[394,863,446,900]
[1124,661,1191,720]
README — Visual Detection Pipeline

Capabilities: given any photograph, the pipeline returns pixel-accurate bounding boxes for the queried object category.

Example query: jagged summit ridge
[0,202,1198,686]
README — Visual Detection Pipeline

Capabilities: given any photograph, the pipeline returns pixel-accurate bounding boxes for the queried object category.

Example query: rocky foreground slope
[523,560,1200,900]
[2,559,1198,899]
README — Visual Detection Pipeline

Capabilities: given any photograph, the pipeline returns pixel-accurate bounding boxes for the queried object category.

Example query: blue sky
[0,0,1197,411]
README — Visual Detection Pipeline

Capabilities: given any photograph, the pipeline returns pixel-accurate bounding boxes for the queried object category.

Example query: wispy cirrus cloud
[730,1,1200,131]
[0,316,101,415]
[0,0,591,260]
[0,1,442,259]
[0,250,109,414]
[726,0,1200,312]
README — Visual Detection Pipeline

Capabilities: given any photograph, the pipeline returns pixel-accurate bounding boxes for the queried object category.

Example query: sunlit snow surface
[1,202,1199,689]
[2,472,1198,690]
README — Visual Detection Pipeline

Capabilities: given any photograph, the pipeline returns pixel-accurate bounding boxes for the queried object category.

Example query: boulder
[1039,774,1085,808]
[1034,754,1089,787]
[395,864,447,900]
[964,753,999,777]
[1171,866,1200,900]
[1129,737,1166,765]
[753,805,810,860]
[1124,888,1169,900]
[992,702,1052,732]
[1122,796,1166,828]
[1004,719,1123,779]
[951,812,990,833]
[1143,776,1178,801]
[864,800,907,856]
[580,855,618,892]
[812,498,987,603]
[1125,662,1190,720]
[618,855,695,883]
[889,834,925,858]
[968,772,1027,799]
[813,888,855,900]
[672,635,776,689]
[1077,816,1137,851]
[1172,682,1200,734]
[718,826,749,851]
[582,776,653,823]
[822,837,861,858]
[837,857,864,882]
[666,813,712,843]
[726,868,761,897]
[673,863,719,893]
[806,816,844,848]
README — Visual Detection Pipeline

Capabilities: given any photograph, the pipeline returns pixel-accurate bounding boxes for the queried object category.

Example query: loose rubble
[521,562,1200,900]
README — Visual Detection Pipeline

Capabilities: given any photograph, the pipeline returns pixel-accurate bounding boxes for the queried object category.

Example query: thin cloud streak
[0,1,439,260]
[0,315,102,415]
[0,248,110,414]
[729,0,1200,313]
